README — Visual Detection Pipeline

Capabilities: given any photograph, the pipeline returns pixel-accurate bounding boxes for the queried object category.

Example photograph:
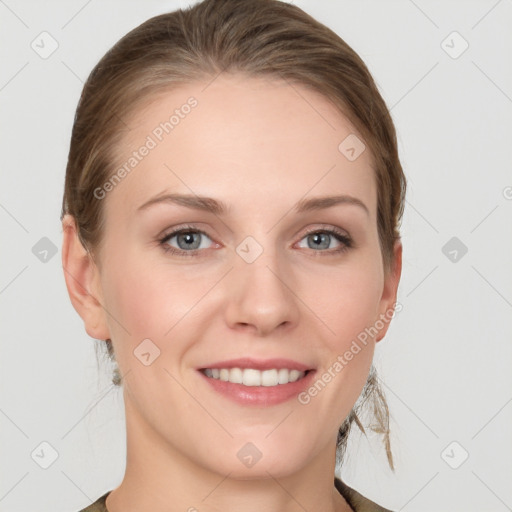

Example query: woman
[61,0,405,510]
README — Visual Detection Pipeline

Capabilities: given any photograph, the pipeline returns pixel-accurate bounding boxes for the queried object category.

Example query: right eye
[159,226,216,256]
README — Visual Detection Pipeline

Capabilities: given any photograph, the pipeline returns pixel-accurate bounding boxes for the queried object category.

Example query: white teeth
[278,368,289,384]
[243,369,261,386]
[261,369,278,387]
[229,367,243,384]
[289,369,301,383]
[202,367,307,386]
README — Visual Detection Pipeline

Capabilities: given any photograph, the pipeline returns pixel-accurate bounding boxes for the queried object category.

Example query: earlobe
[61,214,110,340]
[376,240,403,342]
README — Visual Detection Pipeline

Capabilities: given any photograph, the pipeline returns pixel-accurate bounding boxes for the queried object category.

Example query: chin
[197,436,315,480]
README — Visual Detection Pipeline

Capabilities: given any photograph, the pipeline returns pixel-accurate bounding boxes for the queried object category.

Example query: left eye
[296,230,350,251]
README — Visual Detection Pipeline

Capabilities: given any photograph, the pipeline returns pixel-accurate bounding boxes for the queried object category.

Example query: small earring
[104,338,122,386]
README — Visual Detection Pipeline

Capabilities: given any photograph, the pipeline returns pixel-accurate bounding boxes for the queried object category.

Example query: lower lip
[198,370,316,406]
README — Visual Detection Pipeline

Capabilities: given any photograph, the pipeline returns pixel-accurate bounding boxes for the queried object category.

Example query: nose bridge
[224,238,299,335]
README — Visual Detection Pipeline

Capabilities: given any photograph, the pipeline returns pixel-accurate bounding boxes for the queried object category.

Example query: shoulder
[335,478,394,512]
[77,491,111,512]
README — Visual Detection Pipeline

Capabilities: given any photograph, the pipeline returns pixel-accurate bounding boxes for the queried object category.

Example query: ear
[61,214,110,340]
[376,239,402,342]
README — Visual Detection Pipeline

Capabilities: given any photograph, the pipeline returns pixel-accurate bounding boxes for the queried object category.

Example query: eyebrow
[137,193,228,215]
[295,195,369,215]
[137,193,369,216]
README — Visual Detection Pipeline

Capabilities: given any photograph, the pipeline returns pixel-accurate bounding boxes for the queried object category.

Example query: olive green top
[79,478,393,512]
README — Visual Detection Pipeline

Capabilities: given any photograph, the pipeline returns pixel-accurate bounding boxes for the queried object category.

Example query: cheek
[100,246,206,346]
[312,259,384,350]
[300,257,383,409]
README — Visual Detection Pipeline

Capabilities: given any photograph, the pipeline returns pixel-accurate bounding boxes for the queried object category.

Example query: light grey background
[1,1,511,511]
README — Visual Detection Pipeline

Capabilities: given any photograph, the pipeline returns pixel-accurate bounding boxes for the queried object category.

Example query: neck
[105,395,352,512]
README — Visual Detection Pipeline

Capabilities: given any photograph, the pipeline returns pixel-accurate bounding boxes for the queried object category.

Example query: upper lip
[198,358,313,372]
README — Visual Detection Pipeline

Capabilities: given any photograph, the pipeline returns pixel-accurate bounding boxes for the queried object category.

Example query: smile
[197,358,316,406]
[201,367,308,387]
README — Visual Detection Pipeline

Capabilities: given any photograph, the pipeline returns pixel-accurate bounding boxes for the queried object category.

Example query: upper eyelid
[160,224,348,237]
[160,224,210,239]
[300,225,349,236]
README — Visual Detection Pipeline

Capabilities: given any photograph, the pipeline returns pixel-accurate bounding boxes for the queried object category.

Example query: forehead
[106,74,377,219]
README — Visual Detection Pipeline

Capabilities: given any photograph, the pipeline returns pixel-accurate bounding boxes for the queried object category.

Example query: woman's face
[82,74,400,478]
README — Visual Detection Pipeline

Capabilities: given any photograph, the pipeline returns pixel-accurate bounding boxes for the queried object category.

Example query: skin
[62,74,402,512]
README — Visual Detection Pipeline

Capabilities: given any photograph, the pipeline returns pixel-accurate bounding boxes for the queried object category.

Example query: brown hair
[62,0,405,472]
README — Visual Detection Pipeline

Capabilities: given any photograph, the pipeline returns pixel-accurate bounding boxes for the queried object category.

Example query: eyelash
[158,224,353,257]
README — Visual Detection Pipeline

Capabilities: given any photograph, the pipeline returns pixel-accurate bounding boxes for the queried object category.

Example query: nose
[223,249,300,337]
